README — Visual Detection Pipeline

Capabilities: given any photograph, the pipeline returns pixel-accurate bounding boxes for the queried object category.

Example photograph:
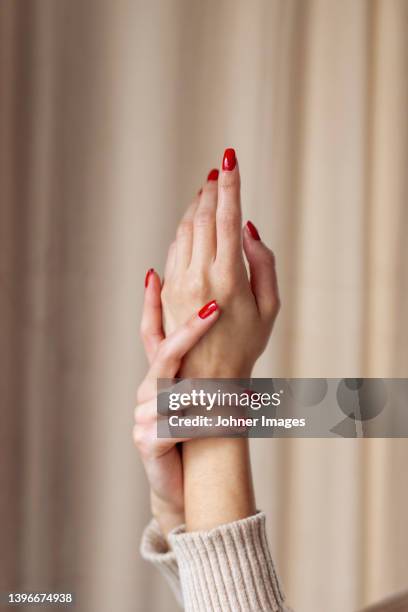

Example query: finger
[134,400,193,459]
[133,422,192,461]
[191,169,218,267]
[175,197,199,271]
[134,393,189,423]
[134,396,157,424]
[142,299,220,395]
[243,221,280,320]
[164,241,176,281]
[216,148,243,265]
[140,268,164,363]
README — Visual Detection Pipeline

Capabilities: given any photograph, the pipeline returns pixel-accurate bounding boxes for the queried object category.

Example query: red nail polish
[198,188,203,196]
[246,220,260,240]
[198,300,218,319]
[145,268,154,287]
[222,148,236,171]
[207,168,219,181]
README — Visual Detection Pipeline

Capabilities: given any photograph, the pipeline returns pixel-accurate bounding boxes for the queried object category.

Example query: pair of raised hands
[134,148,280,536]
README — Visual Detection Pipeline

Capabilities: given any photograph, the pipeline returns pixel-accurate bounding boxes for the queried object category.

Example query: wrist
[150,491,184,537]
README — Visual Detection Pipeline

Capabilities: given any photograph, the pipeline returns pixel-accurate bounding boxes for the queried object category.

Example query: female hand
[161,148,280,378]
[133,269,219,536]
[159,149,280,532]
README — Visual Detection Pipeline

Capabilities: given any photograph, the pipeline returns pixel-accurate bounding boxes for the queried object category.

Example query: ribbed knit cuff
[169,512,289,612]
[140,518,183,605]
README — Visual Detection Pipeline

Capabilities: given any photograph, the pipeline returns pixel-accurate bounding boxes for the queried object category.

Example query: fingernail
[145,268,154,287]
[222,148,236,171]
[198,299,218,319]
[246,220,261,241]
[207,168,219,181]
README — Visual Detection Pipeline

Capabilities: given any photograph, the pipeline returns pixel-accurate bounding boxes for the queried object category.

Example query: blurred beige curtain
[1,1,407,611]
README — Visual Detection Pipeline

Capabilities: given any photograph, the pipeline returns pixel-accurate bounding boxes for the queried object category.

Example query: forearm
[183,437,256,532]
[180,352,256,532]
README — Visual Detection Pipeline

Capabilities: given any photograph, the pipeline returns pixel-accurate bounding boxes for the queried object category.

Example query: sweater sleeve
[140,518,183,606]
[141,512,291,612]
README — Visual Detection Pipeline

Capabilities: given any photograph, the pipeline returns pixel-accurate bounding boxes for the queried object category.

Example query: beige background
[1,1,407,611]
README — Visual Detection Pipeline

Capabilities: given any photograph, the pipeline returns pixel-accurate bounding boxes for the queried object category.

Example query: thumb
[243,221,280,321]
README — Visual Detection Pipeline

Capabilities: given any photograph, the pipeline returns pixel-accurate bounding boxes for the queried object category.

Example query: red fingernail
[246,220,260,240]
[198,300,218,319]
[207,168,219,181]
[145,268,154,287]
[222,148,236,171]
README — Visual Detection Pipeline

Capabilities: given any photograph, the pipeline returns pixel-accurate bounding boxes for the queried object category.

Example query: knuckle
[132,426,152,457]
[211,264,240,298]
[134,405,143,425]
[217,209,241,232]
[214,271,234,297]
[177,218,193,239]
[189,275,210,301]
[194,208,214,228]
[132,424,145,448]
[163,269,212,306]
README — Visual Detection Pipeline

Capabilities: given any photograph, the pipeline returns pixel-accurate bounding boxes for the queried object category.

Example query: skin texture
[134,149,280,536]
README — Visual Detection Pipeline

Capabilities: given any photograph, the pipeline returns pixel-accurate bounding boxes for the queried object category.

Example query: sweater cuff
[140,518,182,605]
[169,512,289,612]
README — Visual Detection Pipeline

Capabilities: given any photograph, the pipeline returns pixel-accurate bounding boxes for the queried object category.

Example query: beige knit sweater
[141,512,291,611]
[141,513,408,611]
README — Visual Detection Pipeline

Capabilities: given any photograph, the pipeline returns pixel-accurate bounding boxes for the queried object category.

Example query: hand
[161,148,280,378]
[134,269,220,536]
[159,149,279,532]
